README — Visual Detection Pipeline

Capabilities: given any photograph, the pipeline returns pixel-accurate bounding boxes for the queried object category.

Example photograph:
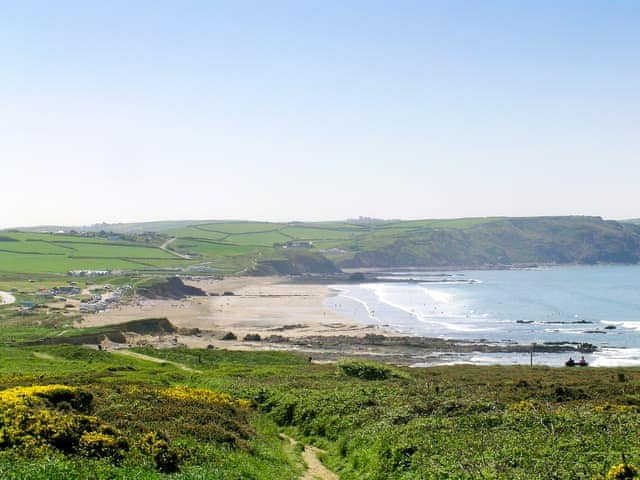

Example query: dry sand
[80,277,380,342]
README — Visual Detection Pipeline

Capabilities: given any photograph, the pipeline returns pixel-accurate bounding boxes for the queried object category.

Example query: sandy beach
[80,276,380,341]
[74,276,586,364]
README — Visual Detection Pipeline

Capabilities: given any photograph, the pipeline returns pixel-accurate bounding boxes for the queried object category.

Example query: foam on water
[590,348,640,367]
[421,287,452,304]
[366,283,494,333]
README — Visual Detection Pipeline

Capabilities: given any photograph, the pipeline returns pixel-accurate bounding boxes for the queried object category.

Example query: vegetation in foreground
[1,333,640,478]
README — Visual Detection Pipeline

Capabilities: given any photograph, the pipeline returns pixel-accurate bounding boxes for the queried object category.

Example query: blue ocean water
[327,265,640,367]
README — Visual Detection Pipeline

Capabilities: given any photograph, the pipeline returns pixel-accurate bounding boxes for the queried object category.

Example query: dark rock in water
[264,335,288,343]
[516,320,534,324]
[584,330,607,334]
[348,272,366,282]
[604,325,617,330]
[138,277,206,299]
[542,320,593,325]
[243,333,261,342]
[222,291,235,296]
[221,332,237,341]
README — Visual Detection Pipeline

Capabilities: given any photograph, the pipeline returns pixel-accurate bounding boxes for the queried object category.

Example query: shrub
[607,462,638,480]
[336,359,396,380]
[139,431,180,473]
[0,385,125,462]
[79,430,128,461]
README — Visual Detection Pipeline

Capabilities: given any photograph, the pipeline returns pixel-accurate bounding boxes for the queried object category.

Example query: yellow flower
[507,400,537,413]
[607,462,638,480]
[592,404,634,414]
[0,384,74,407]
[158,386,250,408]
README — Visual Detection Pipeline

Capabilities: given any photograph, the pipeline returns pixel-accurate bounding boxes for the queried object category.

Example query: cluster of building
[274,240,314,249]
[50,285,82,296]
[67,270,113,277]
[79,285,132,314]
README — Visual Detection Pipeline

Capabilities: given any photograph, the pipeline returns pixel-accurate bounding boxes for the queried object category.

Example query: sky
[1,1,639,228]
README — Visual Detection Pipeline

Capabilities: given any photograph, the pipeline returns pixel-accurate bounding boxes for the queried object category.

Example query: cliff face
[339,217,640,269]
[249,251,340,276]
[137,277,207,299]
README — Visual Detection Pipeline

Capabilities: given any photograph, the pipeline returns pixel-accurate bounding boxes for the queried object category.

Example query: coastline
[76,275,590,366]
[80,275,388,338]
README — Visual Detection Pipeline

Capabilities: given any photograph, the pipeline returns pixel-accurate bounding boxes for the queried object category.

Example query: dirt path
[113,350,202,373]
[159,237,192,259]
[33,352,57,361]
[280,434,339,480]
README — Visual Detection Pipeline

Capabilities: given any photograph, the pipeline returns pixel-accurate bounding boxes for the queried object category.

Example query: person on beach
[566,357,575,367]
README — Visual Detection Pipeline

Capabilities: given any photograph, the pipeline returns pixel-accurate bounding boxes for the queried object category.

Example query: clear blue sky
[1,1,639,227]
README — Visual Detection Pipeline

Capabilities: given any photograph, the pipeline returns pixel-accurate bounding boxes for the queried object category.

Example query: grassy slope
[165,216,640,273]
[1,331,640,479]
[4,216,640,275]
[0,232,187,274]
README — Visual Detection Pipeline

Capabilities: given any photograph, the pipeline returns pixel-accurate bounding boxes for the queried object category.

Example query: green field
[0,232,187,274]
[3,216,640,275]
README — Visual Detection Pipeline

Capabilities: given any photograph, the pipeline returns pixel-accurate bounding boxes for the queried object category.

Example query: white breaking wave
[590,348,640,367]
[364,284,493,333]
[421,287,452,304]
[338,294,379,323]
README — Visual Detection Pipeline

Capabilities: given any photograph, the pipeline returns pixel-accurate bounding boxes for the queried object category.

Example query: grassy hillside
[3,216,640,275]
[0,231,188,274]
[165,216,640,273]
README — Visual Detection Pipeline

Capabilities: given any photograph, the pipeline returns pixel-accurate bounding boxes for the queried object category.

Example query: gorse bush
[139,431,180,473]
[0,384,127,462]
[159,385,252,409]
[336,359,405,380]
[0,382,258,475]
[606,462,638,480]
[79,430,128,461]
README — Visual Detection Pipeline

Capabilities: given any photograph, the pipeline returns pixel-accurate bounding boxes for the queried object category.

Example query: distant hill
[3,216,640,275]
[11,220,218,235]
[338,216,640,269]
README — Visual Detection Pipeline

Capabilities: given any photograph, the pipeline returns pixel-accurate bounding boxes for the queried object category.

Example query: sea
[326,265,640,367]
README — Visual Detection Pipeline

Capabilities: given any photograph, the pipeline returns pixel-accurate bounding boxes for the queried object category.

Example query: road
[159,237,192,260]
